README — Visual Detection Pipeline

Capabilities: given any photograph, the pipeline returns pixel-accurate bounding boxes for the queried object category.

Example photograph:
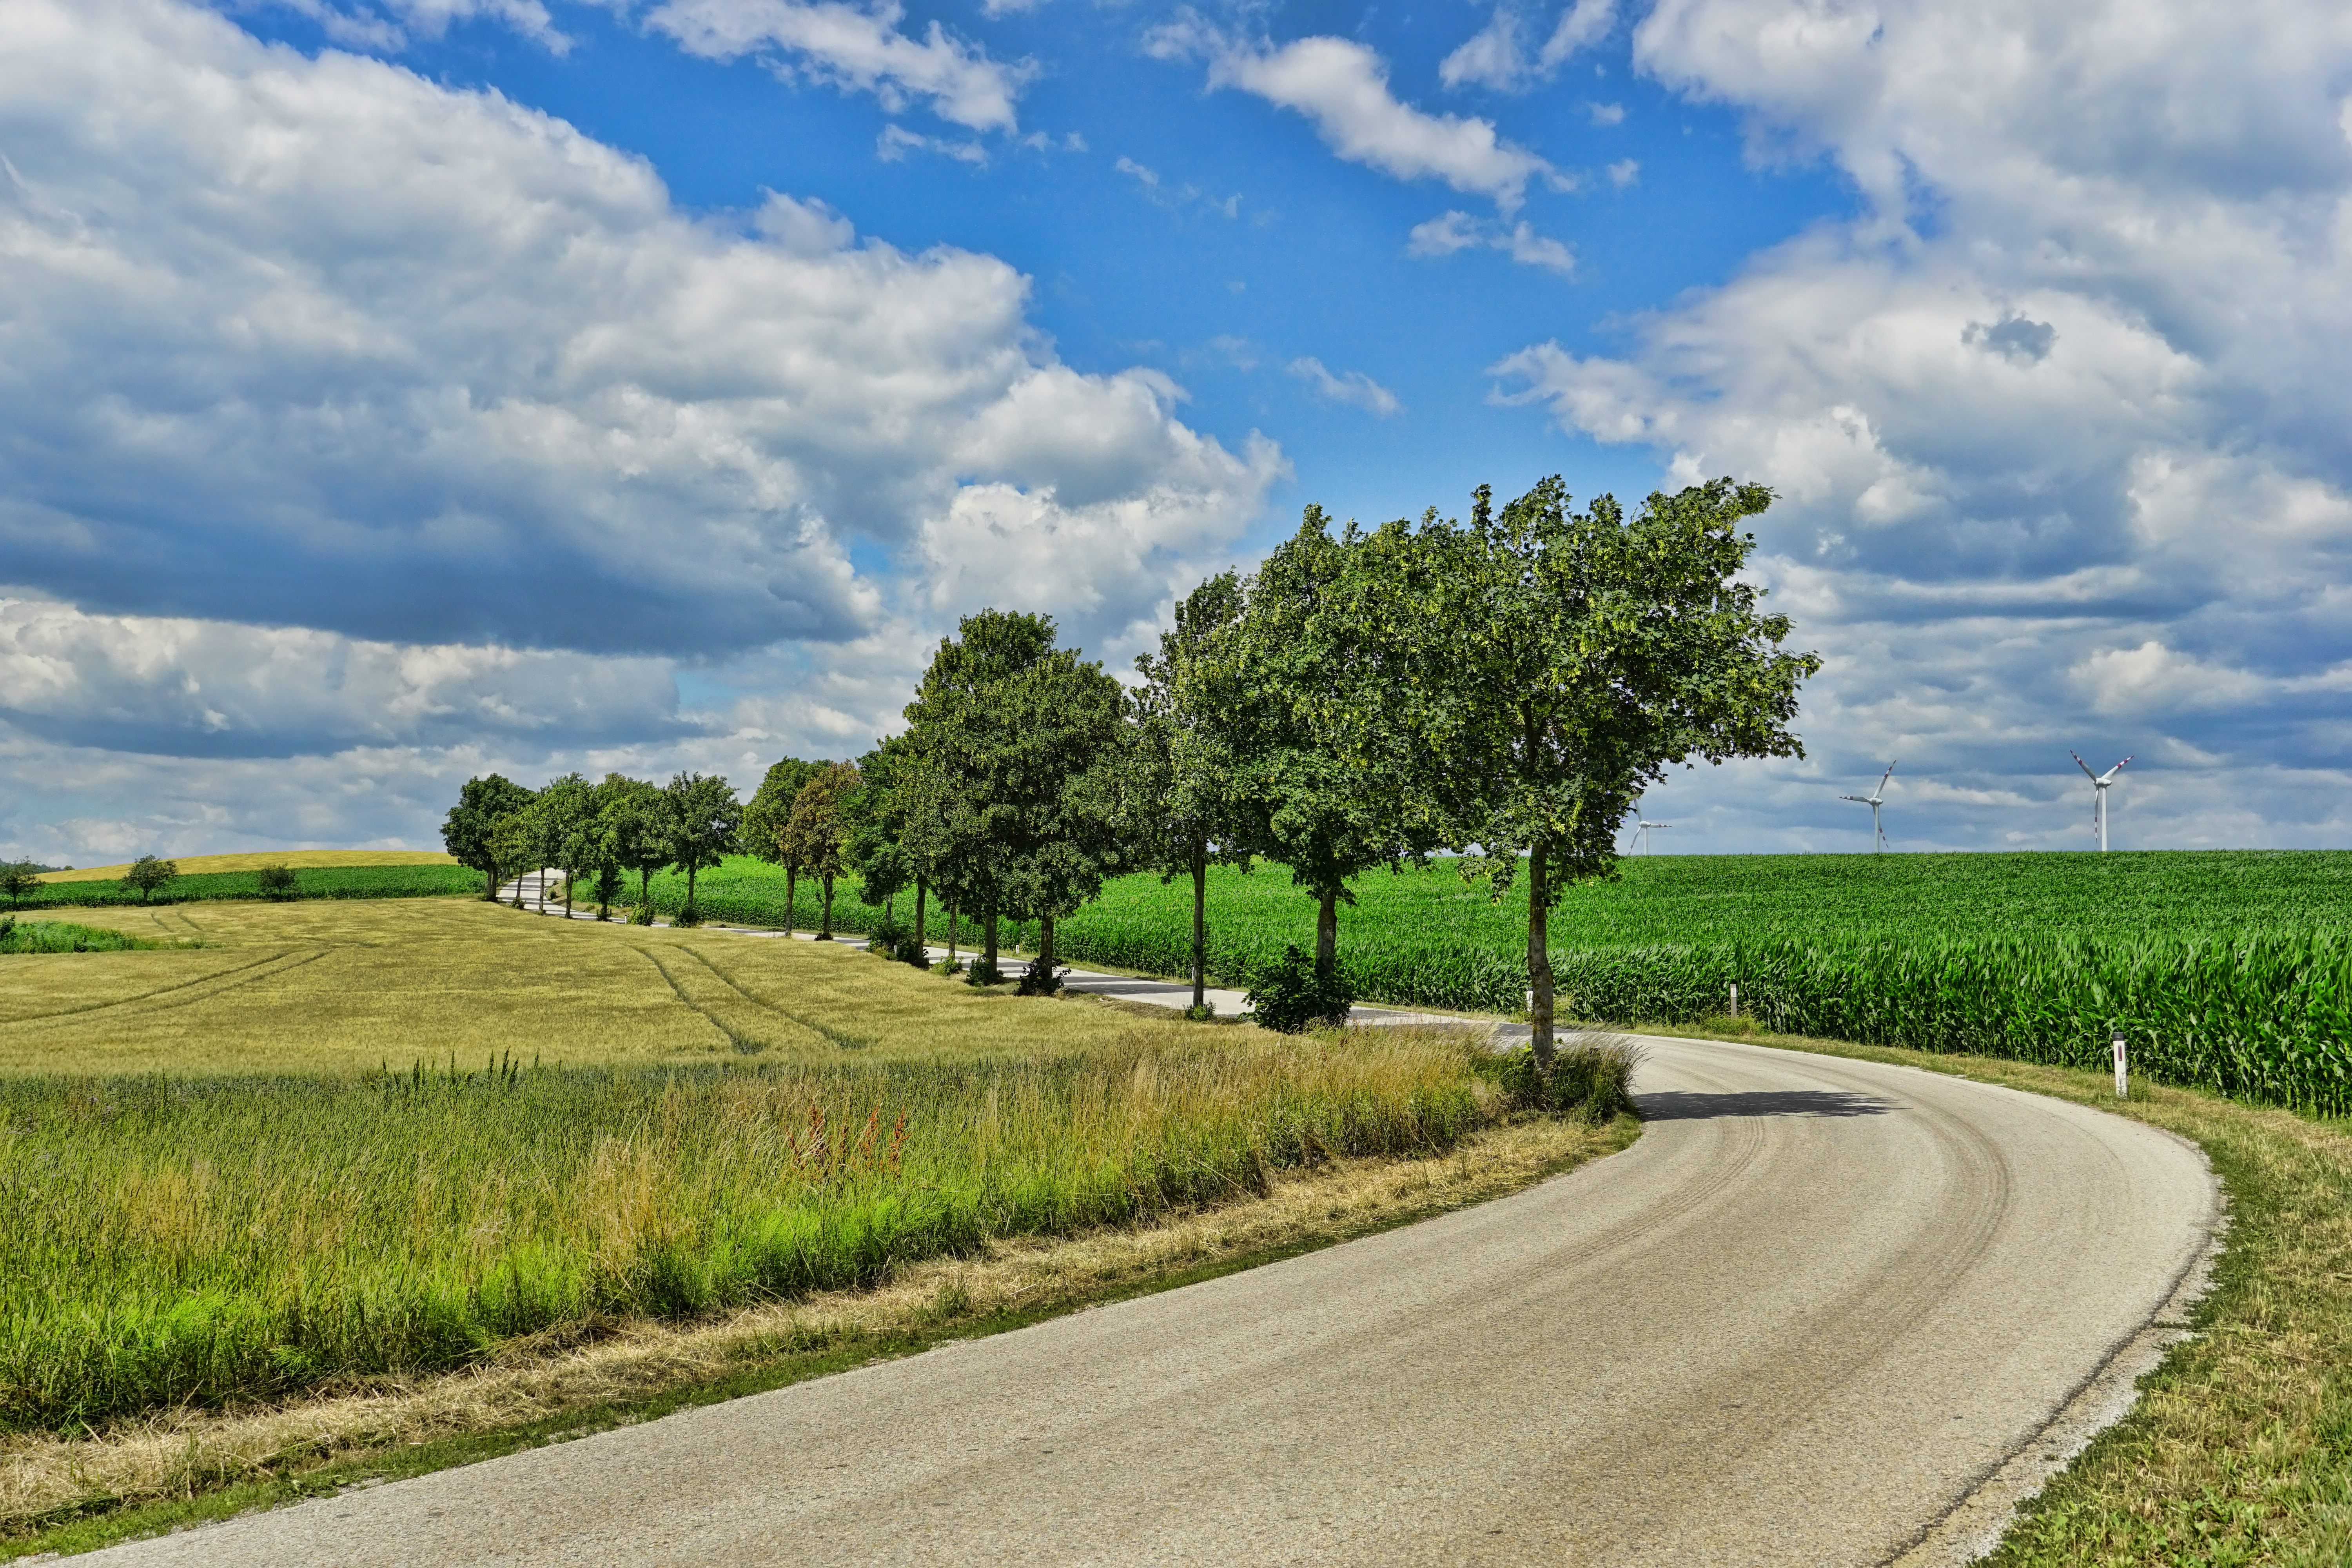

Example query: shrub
[254,865,300,901]
[966,956,1006,987]
[933,956,963,977]
[1244,944,1356,1033]
[1482,1035,1643,1120]
[629,901,657,926]
[122,855,178,904]
[672,904,702,928]
[1184,1001,1218,1023]
[1015,960,1069,996]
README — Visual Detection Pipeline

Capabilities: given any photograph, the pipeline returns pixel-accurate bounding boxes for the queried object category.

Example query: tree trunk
[915,878,927,951]
[1039,912,1056,975]
[784,866,796,936]
[819,875,835,940]
[685,864,698,920]
[484,860,500,902]
[563,871,573,918]
[1528,844,1555,1070]
[983,911,1000,978]
[1316,886,1338,984]
[638,867,651,916]
[947,902,957,962]
[1191,845,1208,1011]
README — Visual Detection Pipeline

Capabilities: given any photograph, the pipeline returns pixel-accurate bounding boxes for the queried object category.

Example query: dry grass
[0,899,1235,1076]
[1643,1017,2352,1567]
[0,1112,1632,1551]
[37,851,456,885]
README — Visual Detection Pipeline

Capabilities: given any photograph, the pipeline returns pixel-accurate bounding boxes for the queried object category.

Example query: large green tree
[846,733,938,943]
[0,862,40,910]
[661,772,741,924]
[1371,477,1820,1067]
[1209,508,1444,992]
[781,762,861,939]
[441,774,537,899]
[742,757,826,933]
[537,773,598,917]
[901,610,1125,983]
[1128,573,1254,1011]
[597,775,670,921]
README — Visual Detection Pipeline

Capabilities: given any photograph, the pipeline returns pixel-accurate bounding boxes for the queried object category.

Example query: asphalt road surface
[96,1034,2216,1567]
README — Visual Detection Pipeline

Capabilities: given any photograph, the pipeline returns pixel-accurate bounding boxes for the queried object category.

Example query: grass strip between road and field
[0,1114,1635,1560]
[1642,1018,2352,1567]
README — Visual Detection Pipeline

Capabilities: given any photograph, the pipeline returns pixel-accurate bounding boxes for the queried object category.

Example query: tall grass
[16,865,481,910]
[0,1033,1504,1430]
[0,919,152,954]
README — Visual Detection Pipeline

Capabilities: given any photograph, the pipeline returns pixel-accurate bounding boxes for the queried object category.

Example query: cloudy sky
[2,0,2347,862]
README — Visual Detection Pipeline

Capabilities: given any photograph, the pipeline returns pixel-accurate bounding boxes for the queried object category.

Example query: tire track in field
[674,946,875,1052]
[633,947,831,1055]
[0,949,321,1027]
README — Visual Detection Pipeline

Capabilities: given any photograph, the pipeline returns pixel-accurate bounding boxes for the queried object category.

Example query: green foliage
[741,757,826,867]
[1243,943,1357,1033]
[0,1043,1493,1429]
[782,762,862,937]
[120,855,178,904]
[253,865,299,901]
[0,861,40,910]
[441,774,537,898]
[0,918,149,953]
[660,771,742,921]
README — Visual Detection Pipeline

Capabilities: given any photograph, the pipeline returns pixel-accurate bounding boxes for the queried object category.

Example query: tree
[598,775,670,922]
[781,762,861,939]
[536,773,599,918]
[741,756,826,933]
[122,855,178,904]
[1207,508,1444,996]
[1127,573,1254,1012]
[0,862,40,910]
[900,610,1125,985]
[1366,477,1820,1068]
[255,864,300,901]
[442,774,538,900]
[661,772,741,924]
[490,810,540,908]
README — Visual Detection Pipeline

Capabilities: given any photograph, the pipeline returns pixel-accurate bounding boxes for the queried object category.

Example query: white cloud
[877,123,988,163]
[1606,156,1639,187]
[0,595,684,757]
[1484,0,2352,848]
[1287,358,1403,417]
[1154,23,1554,211]
[1589,101,1626,125]
[1408,211,1575,272]
[250,0,565,51]
[647,0,1032,132]
[0,0,1275,665]
[1441,0,1616,92]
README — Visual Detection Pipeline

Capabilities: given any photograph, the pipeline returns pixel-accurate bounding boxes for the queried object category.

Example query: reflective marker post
[2112,1027,2128,1099]
[1729,981,1739,1020]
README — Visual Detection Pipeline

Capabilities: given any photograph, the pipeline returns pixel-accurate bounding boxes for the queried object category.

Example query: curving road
[94,1035,2216,1567]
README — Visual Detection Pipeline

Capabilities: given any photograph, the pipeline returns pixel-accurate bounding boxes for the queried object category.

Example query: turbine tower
[2072,752,2132,852]
[1632,818,1672,855]
[1839,761,1896,852]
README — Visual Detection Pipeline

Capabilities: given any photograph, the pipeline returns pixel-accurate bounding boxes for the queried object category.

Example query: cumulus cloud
[1152,21,1553,211]
[0,595,685,758]
[248,0,565,51]
[1487,0,2352,848]
[646,0,1032,132]
[1287,359,1403,417]
[0,0,1274,666]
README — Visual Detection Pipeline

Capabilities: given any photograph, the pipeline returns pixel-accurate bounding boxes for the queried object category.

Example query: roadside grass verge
[0,1078,1636,1558]
[1639,1017,2352,1566]
[36,852,459,886]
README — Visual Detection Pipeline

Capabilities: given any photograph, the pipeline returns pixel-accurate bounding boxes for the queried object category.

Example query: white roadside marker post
[1729,980,1739,1021]
[2112,1027,2128,1099]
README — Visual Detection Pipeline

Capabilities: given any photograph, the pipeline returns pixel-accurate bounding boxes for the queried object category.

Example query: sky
[1,0,2348,863]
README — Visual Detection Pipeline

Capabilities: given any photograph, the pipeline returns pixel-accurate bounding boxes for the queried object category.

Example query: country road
[91,1033,2217,1567]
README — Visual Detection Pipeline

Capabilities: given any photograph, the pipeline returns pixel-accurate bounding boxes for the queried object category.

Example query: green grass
[13,864,481,910]
[0,920,152,955]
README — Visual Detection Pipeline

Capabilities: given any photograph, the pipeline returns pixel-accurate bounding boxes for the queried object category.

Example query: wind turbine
[2072,752,2132,852]
[1839,761,1896,851]
[1632,818,1672,855]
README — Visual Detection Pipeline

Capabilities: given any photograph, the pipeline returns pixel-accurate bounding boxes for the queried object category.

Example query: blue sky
[2,0,2348,862]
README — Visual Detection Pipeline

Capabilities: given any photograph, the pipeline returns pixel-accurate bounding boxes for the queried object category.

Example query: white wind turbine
[1632,818,1673,855]
[1840,760,1896,852]
[2072,752,2133,852]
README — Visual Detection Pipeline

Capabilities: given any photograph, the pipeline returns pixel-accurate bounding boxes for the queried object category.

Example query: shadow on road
[1636,1089,1897,1121]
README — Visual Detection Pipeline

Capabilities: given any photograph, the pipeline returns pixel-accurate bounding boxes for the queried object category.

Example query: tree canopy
[661,771,741,922]
[441,774,537,900]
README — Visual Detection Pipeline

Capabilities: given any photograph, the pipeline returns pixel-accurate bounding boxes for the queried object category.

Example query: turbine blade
[1878,760,1897,791]
[2072,751,2098,780]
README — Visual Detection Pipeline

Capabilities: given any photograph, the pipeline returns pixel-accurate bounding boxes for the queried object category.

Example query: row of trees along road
[439,478,1818,1069]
